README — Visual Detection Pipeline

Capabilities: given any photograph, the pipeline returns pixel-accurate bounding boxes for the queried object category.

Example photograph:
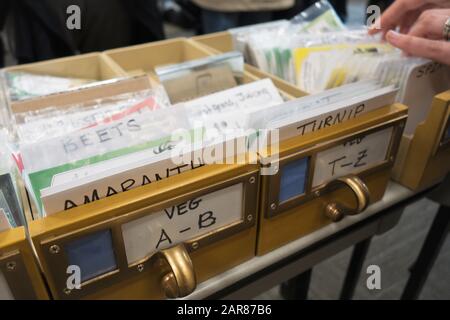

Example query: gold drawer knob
[323,175,370,222]
[156,244,196,298]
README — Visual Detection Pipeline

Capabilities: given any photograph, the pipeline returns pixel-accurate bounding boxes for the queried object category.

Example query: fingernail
[387,30,400,40]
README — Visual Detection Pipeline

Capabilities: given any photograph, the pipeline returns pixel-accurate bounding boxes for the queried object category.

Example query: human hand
[386,28,450,65]
[407,8,450,39]
[368,0,450,37]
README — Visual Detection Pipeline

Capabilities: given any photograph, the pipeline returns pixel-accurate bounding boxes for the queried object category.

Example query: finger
[399,10,423,34]
[401,5,438,33]
[408,9,450,39]
[386,30,450,65]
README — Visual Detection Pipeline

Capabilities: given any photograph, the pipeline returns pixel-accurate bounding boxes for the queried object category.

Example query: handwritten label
[21,102,187,174]
[415,62,442,78]
[271,88,397,142]
[121,183,243,264]
[40,136,243,215]
[295,103,365,135]
[17,97,158,143]
[312,127,393,187]
[184,78,283,121]
[183,79,284,145]
[401,61,450,135]
[41,147,206,215]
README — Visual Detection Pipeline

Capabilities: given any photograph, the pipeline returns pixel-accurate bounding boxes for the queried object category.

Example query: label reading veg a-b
[121,183,244,263]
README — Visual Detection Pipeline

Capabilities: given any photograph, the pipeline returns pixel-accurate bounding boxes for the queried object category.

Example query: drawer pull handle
[157,244,196,298]
[323,175,370,222]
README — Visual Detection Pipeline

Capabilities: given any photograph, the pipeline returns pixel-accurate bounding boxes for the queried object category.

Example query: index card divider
[104,38,214,76]
[394,90,450,190]
[192,32,234,54]
[10,75,153,115]
[4,52,120,81]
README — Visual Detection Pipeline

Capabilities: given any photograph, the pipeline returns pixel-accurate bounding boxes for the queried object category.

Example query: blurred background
[0,0,395,67]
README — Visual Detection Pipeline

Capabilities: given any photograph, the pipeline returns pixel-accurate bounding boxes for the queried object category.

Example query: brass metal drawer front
[264,117,406,219]
[38,170,258,299]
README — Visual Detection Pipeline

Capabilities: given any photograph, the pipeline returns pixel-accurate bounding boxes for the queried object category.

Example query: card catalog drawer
[393,90,450,190]
[104,38,214,79]
[193,32,235,55]
[2,53,126,99]
[29,164,259,299]
[2,52,127,117]
[0,227,49,299]
[257,104,407,255]
[3,52,125,86]
[105,38,296,102]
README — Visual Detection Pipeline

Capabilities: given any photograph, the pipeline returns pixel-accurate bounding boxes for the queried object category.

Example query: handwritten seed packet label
[121,183,243,264]
[20,98,183,174]
[183,78,284,125]
[312,126,393,187]
[16,97,159,143]
[39,130,211,215]
[182,79,284,145]
[26,105,191,214]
